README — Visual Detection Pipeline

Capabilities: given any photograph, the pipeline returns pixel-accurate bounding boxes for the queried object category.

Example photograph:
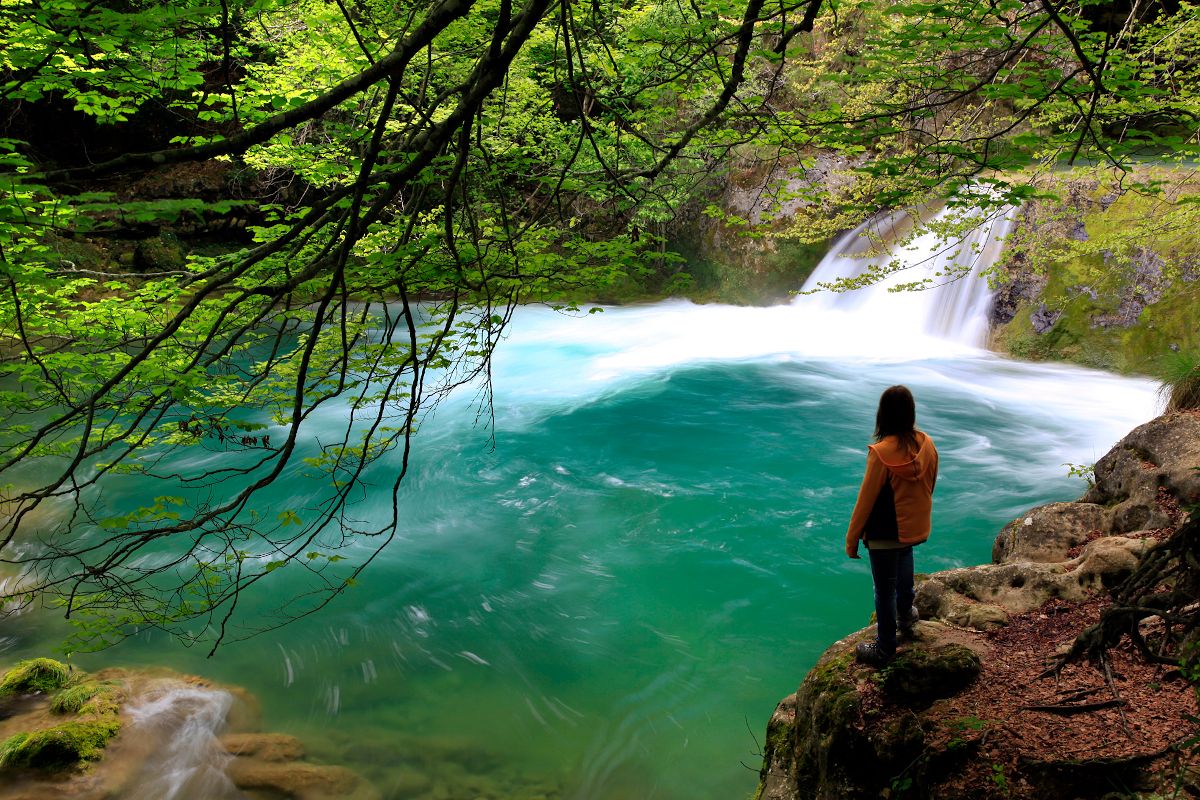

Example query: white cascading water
[123,683,243,800]
[800,204,1016,347]
[478,203,1156,457]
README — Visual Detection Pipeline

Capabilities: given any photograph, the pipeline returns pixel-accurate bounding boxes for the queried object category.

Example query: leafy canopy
[1,0,1198,650]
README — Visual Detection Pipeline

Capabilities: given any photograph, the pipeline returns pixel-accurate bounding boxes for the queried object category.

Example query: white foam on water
[474,203,1157,452]
[124,683,242,800]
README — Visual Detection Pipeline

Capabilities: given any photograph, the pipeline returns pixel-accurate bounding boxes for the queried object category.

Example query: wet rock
[0,659,72,697]
[0,664,378,800]
[1030,303,1062,333]
[989,270,1046,326]
[227,760,380,800]
[220,732,305,762]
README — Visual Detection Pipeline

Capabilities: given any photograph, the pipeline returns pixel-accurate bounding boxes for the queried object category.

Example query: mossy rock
[135,233,186,271]
[0,718,120,770]
[49,681,121,716]
[879,644,982,704]
[0,658,71,697]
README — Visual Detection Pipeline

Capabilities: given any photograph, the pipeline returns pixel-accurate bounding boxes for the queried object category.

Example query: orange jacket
[845,431,938,548]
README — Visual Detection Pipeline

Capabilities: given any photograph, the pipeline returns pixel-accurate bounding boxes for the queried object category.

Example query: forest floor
[858,594,1200,799]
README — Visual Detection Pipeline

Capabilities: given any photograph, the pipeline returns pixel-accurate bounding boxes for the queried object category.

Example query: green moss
[135,232,186,271]
[0,659,71,697]
[0,718,120,770]
[49,681,119,716]
[879,644,981,704]
[765,718,793,757]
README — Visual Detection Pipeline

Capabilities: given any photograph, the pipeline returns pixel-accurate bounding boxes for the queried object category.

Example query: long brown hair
[874,385,920,453]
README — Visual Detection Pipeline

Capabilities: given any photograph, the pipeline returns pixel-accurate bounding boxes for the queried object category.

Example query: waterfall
[123,682,243,800]
[797,204,1016,348]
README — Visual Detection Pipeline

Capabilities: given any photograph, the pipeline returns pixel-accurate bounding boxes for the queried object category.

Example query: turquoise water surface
[3,300,1159,799]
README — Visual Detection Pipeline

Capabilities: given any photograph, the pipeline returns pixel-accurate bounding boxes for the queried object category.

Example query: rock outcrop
[0,665,377,800]
[755,411,1200,800]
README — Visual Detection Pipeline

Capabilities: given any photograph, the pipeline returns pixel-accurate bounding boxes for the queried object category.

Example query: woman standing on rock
[845,385,939,666]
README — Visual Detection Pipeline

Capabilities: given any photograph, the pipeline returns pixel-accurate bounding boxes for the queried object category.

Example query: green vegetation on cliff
[993,169,1200,376]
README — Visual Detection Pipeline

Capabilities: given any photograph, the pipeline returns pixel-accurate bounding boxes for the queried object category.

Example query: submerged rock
[0,665,377,800]
[0,658,123,776]
[227,759,379,800]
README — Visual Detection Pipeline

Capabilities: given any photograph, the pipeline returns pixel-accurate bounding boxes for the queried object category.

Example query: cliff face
[755,412,1200,800]
[666,153,860,305]
[988,171,1200,375]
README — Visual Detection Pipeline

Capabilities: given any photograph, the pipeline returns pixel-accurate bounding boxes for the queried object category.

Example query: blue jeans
[868,545,915,654]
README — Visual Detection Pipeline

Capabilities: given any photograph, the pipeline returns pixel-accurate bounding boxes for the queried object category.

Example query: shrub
[1160,351,1200,411]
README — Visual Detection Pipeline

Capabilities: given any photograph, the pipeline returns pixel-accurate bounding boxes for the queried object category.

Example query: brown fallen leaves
[861,596,1199,799]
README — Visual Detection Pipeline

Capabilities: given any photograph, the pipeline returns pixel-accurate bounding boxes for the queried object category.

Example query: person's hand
[845,539,861,559]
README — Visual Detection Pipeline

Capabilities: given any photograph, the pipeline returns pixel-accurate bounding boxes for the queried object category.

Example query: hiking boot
[855,640,894,667]
[899,605,920,640]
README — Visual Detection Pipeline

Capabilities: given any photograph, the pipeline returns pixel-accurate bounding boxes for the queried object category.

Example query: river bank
[755,411,1200,799]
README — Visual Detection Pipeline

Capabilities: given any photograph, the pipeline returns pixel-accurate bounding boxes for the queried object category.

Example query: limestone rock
[1084,412,1200,528]
[227,759,380,800]
[760,412,1200,800]
[754,623,989,800]
[921,535,1153,620]
[915,580,1010,630]
[992,502,1109,564]
[220,732,305,762]
[1030,303,1062,333]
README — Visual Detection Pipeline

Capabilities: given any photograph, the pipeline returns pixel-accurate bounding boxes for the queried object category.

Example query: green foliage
[0,719,121,771]
[0,659,71,696]
[1160,350,1200,411]
[990,762,1010,795]
[1063,462,1096,487]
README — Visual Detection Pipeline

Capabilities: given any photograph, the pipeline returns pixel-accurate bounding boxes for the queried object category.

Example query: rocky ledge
[755,411,1200,800]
